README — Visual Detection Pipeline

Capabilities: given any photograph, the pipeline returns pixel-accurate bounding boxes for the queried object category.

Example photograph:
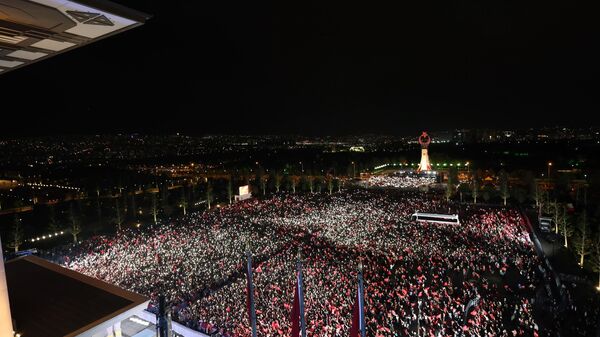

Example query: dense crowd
[47,190,542,337]
[361,172,437,189]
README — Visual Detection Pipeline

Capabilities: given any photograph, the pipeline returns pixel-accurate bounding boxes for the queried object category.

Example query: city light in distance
[26,182,79,191]
[30,231,65,242]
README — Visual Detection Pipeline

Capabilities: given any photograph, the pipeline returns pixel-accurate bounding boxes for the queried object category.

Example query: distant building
[453,129,476,144]
[349,146,365,152]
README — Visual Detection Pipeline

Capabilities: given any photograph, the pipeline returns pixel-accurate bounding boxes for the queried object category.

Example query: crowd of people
[46,190,542,337]
[361,172,437,189]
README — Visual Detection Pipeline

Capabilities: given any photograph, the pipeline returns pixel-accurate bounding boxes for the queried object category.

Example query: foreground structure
[0,0,149,74]
[0,237,12,337]
[5,255,150,337]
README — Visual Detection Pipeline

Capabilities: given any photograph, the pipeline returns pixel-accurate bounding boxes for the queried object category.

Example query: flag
[245,264,252,322]
[290,281,300,337]
[350,293,360,337]
[246,251,258,337]
[290,257,307,337]
[350,265,366,337]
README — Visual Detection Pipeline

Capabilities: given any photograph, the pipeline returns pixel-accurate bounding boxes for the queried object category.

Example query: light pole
[352,161,356,178]
[547,162,552,179]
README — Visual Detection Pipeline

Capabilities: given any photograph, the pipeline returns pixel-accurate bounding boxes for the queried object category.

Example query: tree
[260,175,268,195]
[315,176,323,193]
[274,173,283,193]
[47,204,60,233]
[115,197,123,230]
[499,170,510,206]
[532,180,541,207]
[291,176,300,193]
[445,181,454,202]
[541,189,552,216]
[337,178,342,192]
[95,187,102,223]
[227,176,234,204]
[307,176,315,193]
[590,233,600,290]
[254,167,265,195]
[7,215,24,252]
[551,200,568,234]
[572,212,592,267]
[151,192,158,224]
[471,177,479,204]
[347,163,355,178]
[160,184,172,217]
[206,180,214,210]
[190,181,197,206]
[69,202,81,244]
[180,187,188,215]
[532,183,550,219]
[559,211,575,248]
[327,175,334,194]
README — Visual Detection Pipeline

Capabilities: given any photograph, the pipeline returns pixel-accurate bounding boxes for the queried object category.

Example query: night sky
[1,0,597,136]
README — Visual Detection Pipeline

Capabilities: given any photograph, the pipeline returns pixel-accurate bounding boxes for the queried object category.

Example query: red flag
[350,292,360,337]
[290,281,300,337]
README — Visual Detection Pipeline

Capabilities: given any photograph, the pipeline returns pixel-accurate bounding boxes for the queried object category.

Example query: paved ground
[527,209,600,337]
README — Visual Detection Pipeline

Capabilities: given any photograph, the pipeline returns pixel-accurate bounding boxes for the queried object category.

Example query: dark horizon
[1,124,598,140]
[1,0,598,136]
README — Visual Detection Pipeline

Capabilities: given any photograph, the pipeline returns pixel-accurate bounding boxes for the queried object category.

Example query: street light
[547,162,553,179]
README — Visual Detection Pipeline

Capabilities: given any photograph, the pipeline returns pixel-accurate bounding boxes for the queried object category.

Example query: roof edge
[70,0,152,22]
[7,255,148,304]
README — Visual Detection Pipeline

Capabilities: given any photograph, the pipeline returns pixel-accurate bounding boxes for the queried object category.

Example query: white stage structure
[411,212,460,225]
[235,185,252,202]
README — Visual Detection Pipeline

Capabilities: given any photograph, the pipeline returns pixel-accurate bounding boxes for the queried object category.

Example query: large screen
[239,185,249,195]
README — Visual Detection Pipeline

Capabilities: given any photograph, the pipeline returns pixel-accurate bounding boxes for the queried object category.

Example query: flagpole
[246,244,258,337]
[417,299,421,337]
[358,262,366,337]
[297,250,307,337]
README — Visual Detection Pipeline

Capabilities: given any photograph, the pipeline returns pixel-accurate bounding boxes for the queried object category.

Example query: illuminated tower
[417,131,432,172]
